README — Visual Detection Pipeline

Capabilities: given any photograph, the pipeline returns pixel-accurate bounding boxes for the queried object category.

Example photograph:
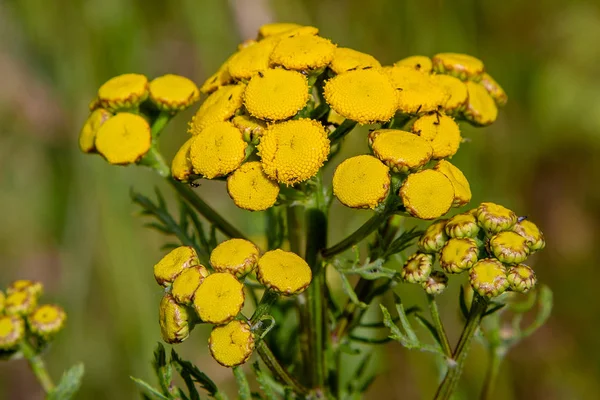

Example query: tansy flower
[488,231,529,264]
[79,108,112,153]
[507,264,537,293]
[258,119,330,185]
[94,113,151,165]
[421,271,449,295]
[270,35,336,70]
[189,121,247,179]
[469,259,509,298]
[324,68,397,124]
[98,73,148,111]
[434,160,472,206]
[149,74,200,112]
[4,290,37,316]
[89,97,100,111]
[227,162,280,211]
[401,253,433,283]
[400,169,454,220]
[188,84,246,134]
[257,249,312,295]
[171,265,209,305]
[244,69,309,121]
[480,72,507,107]
[386,66,449,114]
[444,212,480,238]
[369,129,433,174]
[171,138,194,182]
[394,55,433,73]
[432,53,485,82]
[432,74,468,114]
[332,155,390,209]
[210,239,260,278]
[329,47,381,75]
[476,202,518,234]
[512,220,546,252]
[258,22,303,38]
[232,114,266,143]
[412,113,462,159]
[209,320,255,367]
[153,246,199,287]
[200,54,235,94]
[418,219,449,253]
[464,81,498,126]
[193,273,245,324]
[439,238,479,273]
[0,315,24,351]
[228,40,278,80]
[159,293,193,344]
[27,304,67,340]
[6,280,43,298]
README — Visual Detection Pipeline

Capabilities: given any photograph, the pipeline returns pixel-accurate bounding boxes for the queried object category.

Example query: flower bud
[159,293,194,344]
[171,138,194,182]
[489,231,529,265]
[434,160,472,207]
[0,315,25,351]
[171,265,209,305]
[6,280,44,298]
[512,219,545,253]
[476,202,518,234]
[480,72,508,107]
[79,108,112,153]
[507,264,537,293]
[98,73,149,111]
[463,82,498,126]
[401,253,433,283]
[257,249,312,295]
[210,239,260,278]
[27,304,67,340]
[149,74,200,112]
[153,246,199,287]
[445,213,480,239]
[209,320,255,367]
[469,259,509,298]
[418,219,449,254]
[432,53,484,82]
[421,271,449,295]
[95,113,151,165]
[4,290,37,316]
[193,273,245,324]
[394,55,433,73]
[232,115,266,143]
[439,238,479,274]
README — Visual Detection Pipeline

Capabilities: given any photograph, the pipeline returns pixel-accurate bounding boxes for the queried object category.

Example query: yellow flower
[244,69,309,121]
[507,264,536,293]
[258,22,304,38]
[210,238,260,278]
[401,253,433,283]
[386,66,449,114]
[270,35,336,70]
[98,73,148,111]
[200,54,235,94]
[258,119,330,185]
[79,108,112,153]
[153,246,199,287]
[95,113,151,165]
[464,81,498,126]
[6,280,43,298]
[369,129,433,173]
[480,72,507,107]
[171,138,194,182]
[149,74,200,112]
[171,265,209,305]
[332,155,390,209]
[432,74,468,114]
[394,55,433,73]
[432,53,485,81]
[189,121,247,179]
[27,304,67,340]
[209,320,255,367]
[512,219,545,252]
[412,113,462,159]
[257,249,312,295]
[476,202,517,234]
[434,160,471,206]
[232,114,266,143]
[418,219,449,253]
[444,212,480,238]
[159,293,193,344]
[329,47,381,75]
[228,40,278,80]
[193,273,245,324]
[89,97,100,111]
[189,84,246,135]
[227,161,280,211]
[4,290,37,316]
[400,169,454,220]
[489,231,530,264]
[0,315,24,351]
[439,238,479,273]
[421,271,448,295]
[469,259,509,298]
[324,68,397,124]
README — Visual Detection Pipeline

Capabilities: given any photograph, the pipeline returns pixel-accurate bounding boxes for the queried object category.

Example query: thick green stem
[322,211,389,259]
[329,119,357,144]
[151,112,173,139]
[20,341,55,394]
[256,341,309,396]
[480,346,505,400]
[427,294,452,358]
[233,366,252,400]
[250,289,279,325]
[140,147,170,178]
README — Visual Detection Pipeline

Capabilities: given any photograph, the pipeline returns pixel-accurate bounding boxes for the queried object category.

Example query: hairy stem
[20,341,55,394]
[250,289,279,325]
[233,366,251,400]
[256,341,309,396]
[427,294,452,358]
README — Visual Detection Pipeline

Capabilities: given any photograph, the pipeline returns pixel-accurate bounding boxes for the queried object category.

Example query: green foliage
[48,364,85,400]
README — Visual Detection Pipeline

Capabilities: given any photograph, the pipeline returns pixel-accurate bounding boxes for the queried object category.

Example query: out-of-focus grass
[0,0,599,399]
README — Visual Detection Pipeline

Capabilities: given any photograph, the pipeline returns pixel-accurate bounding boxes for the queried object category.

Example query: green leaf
[383,227,423,258]
[130,377,170,400]
[233,366,252,400]
[412,313,443,351]
[339,272,368,309]
[178,369,200,400]
[153,343,172,397]
[48,363,85,400]
[483,303,506,317]
[348,334,392,344]
[171,350,222,398]
[520,284,553,338]
[252,362,279,399]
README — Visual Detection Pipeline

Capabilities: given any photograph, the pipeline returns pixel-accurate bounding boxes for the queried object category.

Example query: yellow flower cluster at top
[0,280,66,357]
[402,202,545,297]
[153,239,311,367]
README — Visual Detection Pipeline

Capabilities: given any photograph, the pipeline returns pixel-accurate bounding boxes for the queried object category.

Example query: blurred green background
[1,0,599,398]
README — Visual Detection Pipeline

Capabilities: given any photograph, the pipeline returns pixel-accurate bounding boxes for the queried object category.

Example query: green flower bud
[489,231,529,265]
[27,304,67,340]
[439,238,479,274]
[507,264,537,293]
[421,271,448,295]
[476,202,518,234]
[469,259,509,298]
[512,219,545,253]
[0,315,25,351]
[417,219,449,254]
[401,253,433,283]
[6,280,44,298]
[154,246,199,287]
[159,293,194,344]
[4,290,37,316]
[171,265,209,305]
[445,212,480,239]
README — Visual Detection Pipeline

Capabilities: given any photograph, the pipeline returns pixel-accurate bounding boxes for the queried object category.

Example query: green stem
[287,206,303,254]
[151,112,173,139]
[20,341,55,394]
[140,147,170,178]
[480,346,505,400]
[329,119,357,144]
[256,341,309,396]
[427,294,452,358]
[233,366,252,400]
[250,290,279,325]
[322,211,390,259]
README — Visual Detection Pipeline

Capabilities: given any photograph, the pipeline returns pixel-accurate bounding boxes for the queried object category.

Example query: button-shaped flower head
[159,293,193,344]
[193,273,245,324]
[512,219,546,253]
[507,264,537,293]
[210,239,260,278]
[440,238,479,273]
[227,161,280,211]
[476,202,518,234]
[401,253,433,283]
[79,108,112,153]
[480,72,508,107]
[434,160,472,207]
[394,55,433,73]
[400,170,455,220]
[488,231,530,265]
[149,74,200,112]
[332,155,390,209]
[464,81,498,126]
[418,219,449,253]
[258,119,330,185]
[330,47,381,75]
[270,34,336,70]
[324,68,397,124]
[95,113,151,165]
[7,280,43,298]
[200,54,234,94]
[432,74,468,114]
[171,138,194,182]
[209,320,255,367]
[257,249,312,295]
[153,246,199,287]
[4,290,37,316]
[432,53,485,82]
[412,113,462,159]
[0,315,24,351]
[244,69,309,121]
[98,73,149,111]
[369,129,433,174]
[469,259,509,298]
[422,271,449,295]
[386,66,449,114]
[27,304,67,340]
[189,121,247,179]
[171,265,209,305]
[189,84,246,134]
[228,40,278,80]
[258,22,304,38]
[444,212,480,239]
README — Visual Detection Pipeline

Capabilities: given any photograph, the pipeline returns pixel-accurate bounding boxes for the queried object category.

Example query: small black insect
[362,66,373,70]
[228,94,233,101]
[347,67,358,71]
[415,104,422,114]
[190,181,200,188]
[518,216,528,223]
[258,71,264,78]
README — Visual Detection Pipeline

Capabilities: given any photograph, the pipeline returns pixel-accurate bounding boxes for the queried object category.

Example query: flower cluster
[153,239,311,367]
[402,202,545,297]
[0,280,66,357]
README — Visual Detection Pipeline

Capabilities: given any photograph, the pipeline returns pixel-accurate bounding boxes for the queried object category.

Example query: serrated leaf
[153,344,172,396]
[233,367,251,400]
[412,313,443,351]
[48,363,85,400]
[252,362,279,400]
[131,377,170,400]
[171,350,220,397]
[483,303,506,317]
[339,272,367,309]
